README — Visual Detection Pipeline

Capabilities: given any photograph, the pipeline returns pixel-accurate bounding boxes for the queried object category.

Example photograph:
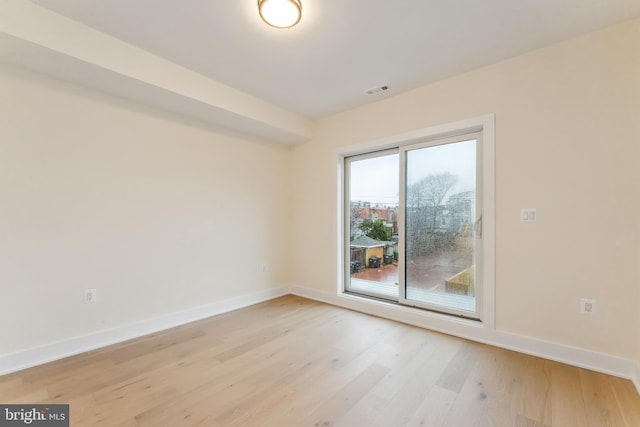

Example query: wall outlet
[261,263,267,273]
[580,298,595,314]
[83,289,97,304]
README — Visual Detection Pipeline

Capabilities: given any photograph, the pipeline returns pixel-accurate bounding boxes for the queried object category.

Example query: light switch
[521,209,537,223]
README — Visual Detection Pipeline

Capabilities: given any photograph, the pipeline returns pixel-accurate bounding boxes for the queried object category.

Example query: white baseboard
[0,287,289,376]
[3,285,639,397]
[290,286,640,395]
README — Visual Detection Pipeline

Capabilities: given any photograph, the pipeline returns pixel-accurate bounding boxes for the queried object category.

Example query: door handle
[474,215,482,238]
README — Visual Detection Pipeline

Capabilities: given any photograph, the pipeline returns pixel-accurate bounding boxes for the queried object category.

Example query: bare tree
[422,172,458,230]
[406,172,458,255]
[408,172,458,230]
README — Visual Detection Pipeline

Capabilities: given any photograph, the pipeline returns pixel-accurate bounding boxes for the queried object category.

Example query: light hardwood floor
[2,295,639,426]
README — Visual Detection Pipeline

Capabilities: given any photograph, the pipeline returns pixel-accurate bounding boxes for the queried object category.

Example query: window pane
[347,153,399,300]
[404,139,478,316]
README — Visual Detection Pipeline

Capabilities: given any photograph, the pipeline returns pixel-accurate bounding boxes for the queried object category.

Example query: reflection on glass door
[401,134,481,318]
[345,151,399,300]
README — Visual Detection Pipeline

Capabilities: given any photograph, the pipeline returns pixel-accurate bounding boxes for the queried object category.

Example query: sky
[349,154,399,205]
[349,139,476,205]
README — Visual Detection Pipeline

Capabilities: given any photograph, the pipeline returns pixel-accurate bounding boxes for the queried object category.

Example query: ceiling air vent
[365,85,389,95]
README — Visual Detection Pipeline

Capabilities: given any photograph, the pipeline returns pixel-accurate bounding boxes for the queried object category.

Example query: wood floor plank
[550,360,590,427]
[435,340,481,393]
[611,376,640,427]
[442,344,524,426]
[515,414,551,427]
[0,377,22,393]
[518,355,552,425]
[1,295,639,427]
[404,385,458,427]
[331,329,442,427]
[3,387,49,404]
[354,334,463,427]
[258,329,406,426]
[213,345,341,427]
[107,327,208,365]
[579,369,628,426]
[299,363,391,427]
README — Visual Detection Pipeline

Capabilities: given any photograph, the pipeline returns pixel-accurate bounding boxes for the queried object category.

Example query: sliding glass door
[345,150,399,300]
[345,132,482,319]
[400,133,482,318]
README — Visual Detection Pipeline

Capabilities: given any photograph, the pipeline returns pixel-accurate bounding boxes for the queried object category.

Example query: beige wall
[290,19,640,361]
[0,65,291,355]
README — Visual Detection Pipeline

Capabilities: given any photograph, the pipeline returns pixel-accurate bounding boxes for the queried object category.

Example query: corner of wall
[633,361,640,396]
[0,287,289,376]
[289,285,639,389]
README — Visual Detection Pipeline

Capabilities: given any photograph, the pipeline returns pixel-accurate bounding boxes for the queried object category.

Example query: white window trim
[336,114,495,332]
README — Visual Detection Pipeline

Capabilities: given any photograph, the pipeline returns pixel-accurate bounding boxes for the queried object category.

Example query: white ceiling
[3,0,640,141]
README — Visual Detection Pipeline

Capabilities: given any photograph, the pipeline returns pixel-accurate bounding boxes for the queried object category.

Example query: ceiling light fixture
[258,0,302,29]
